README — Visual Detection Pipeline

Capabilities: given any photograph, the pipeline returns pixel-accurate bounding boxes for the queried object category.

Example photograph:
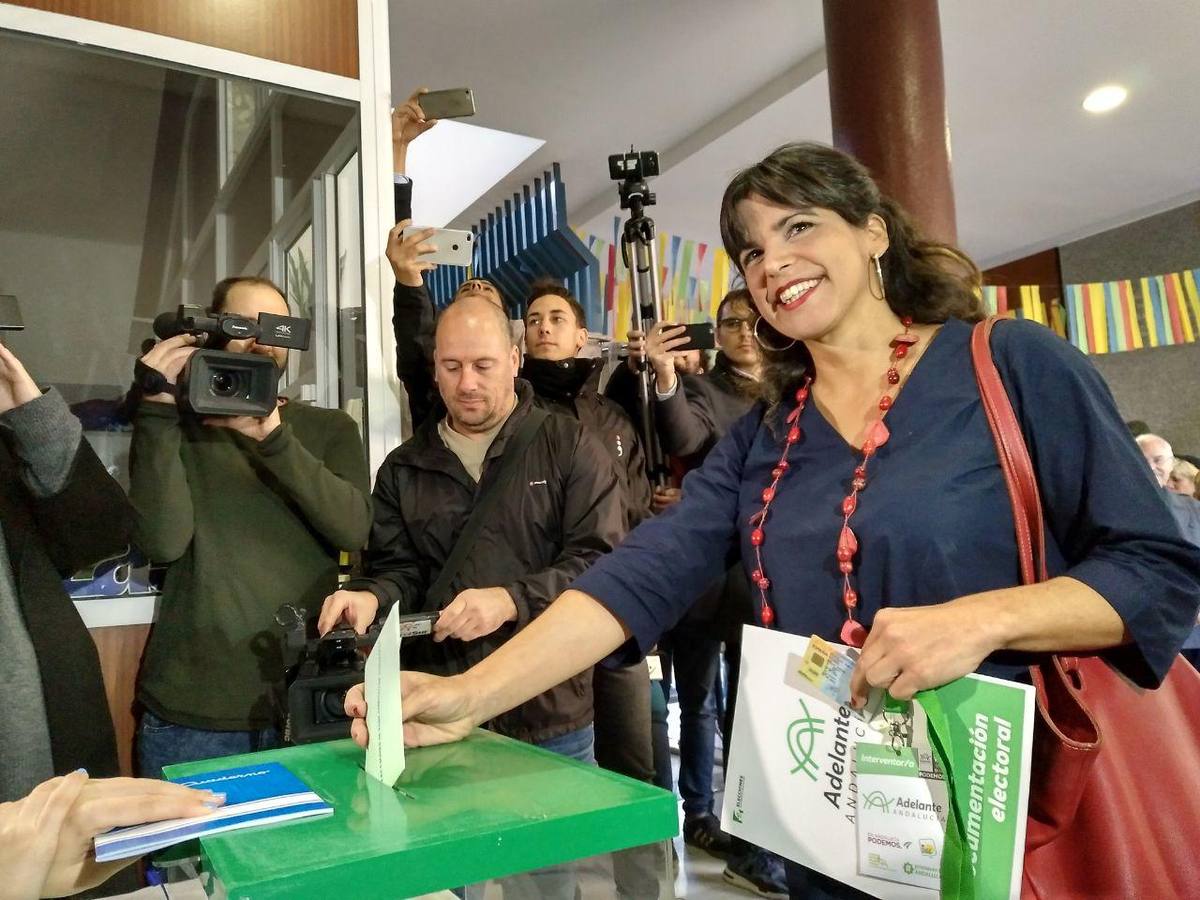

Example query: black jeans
[593,659,654,781]
[785,861,875,899]
[649,677,673,792]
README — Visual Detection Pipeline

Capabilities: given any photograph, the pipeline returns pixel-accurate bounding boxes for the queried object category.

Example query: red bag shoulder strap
[969,317,1049,584]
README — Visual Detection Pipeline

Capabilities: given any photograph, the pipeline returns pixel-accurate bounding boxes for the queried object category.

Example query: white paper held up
[364,607,406,785]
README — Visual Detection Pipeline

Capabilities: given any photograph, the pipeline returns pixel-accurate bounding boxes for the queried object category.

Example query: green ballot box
[162,730,677,899]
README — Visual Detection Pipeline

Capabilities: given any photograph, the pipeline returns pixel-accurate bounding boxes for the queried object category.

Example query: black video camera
[276,603,441,745]
[277,603,380,745]
[608,149,660,211]
[150,305,311,417]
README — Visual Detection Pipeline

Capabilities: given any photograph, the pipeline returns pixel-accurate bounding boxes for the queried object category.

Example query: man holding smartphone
[386,89,507,431]
[492,279,661,900]
[384,90,660,897]
[631,291,790,898]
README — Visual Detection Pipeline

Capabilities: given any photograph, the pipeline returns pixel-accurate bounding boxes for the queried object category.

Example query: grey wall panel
[1060,201,1200,285]
[1057,200,1200,456]
[1089,341,1200,455]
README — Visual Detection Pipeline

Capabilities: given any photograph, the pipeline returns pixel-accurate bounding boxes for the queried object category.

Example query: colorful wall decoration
[426,163,601,321]
[980,285,1068,337]
[985,268,1200,355]
[1062,269,1200,355]
[580,216,736,340]
[578,216,1198,359]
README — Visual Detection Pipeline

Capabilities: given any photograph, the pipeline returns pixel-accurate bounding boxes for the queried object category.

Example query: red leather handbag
[971,317,1200,898]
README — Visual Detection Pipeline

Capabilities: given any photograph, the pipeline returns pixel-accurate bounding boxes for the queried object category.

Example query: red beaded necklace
[748,316,918,647]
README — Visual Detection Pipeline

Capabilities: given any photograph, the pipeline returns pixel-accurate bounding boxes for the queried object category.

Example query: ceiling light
[1082,84,1128,114]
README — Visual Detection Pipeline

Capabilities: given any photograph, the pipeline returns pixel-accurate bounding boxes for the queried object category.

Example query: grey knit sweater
[0,389,82,801]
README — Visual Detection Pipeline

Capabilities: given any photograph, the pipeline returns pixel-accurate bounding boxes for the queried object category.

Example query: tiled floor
[672,834,748,900]
[665,700,761,900]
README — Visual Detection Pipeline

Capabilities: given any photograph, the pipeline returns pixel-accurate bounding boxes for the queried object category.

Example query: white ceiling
[939,1,1200,265]
[391,0,1200,268]
[389,1,824,231]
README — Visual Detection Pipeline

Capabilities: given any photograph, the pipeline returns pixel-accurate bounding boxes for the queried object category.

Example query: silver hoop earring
[753,316,797,352]
[870,253,886,301]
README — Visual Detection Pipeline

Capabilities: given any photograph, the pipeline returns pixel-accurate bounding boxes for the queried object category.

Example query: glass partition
[0,27,368,603]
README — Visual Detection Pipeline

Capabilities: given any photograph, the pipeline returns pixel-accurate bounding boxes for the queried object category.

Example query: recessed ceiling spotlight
[1083,84,1128,114]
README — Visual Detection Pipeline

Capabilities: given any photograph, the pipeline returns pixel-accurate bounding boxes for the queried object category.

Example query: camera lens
[209,370,240,397]
[320,689,349,721]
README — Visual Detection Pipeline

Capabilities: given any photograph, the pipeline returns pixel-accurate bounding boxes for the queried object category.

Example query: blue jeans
[661,624,722,818]
[534,723,595,764]
[477,725,595,900]
[137,710,281,779]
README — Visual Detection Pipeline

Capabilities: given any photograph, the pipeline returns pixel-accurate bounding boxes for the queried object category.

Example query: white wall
[0,33,165,399]
[0,230,146,398]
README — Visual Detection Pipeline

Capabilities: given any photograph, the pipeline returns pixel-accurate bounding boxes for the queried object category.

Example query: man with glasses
[640,290,763,434]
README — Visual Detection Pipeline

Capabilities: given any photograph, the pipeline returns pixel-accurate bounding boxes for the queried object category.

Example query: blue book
[94,762,333,863]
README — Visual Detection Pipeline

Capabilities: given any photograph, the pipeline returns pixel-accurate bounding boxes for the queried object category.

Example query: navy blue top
[575,318,1200,687]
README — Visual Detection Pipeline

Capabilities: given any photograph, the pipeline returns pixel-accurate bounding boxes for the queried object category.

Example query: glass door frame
[268,121,359,411]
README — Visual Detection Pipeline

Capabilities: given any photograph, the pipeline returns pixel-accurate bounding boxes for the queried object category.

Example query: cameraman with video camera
[129,277,371,776]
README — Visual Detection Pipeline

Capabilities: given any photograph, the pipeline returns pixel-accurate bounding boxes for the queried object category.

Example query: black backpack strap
[426,406,550,607]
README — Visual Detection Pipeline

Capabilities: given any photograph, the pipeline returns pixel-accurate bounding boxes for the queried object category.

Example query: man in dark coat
[384,96,655,780]
[381,98,661,894]
[321,297,625,747]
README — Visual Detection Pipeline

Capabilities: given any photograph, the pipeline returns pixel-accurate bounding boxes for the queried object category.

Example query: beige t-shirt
[437,394,517,483]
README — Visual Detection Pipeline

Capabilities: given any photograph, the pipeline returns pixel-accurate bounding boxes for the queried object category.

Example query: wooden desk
[78,597,158,777]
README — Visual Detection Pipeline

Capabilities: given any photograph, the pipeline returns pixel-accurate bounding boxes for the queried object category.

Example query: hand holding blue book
[94,762,332,863]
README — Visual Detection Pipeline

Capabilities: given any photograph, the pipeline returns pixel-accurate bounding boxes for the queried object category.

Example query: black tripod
[610,149,668,487]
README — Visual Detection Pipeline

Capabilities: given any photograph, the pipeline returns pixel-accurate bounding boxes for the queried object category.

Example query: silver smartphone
[0,295,23,331]
[418,88,476,120]
[404,227,474,267]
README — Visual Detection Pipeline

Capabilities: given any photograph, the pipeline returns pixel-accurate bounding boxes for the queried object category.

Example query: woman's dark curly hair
[718,142,983,407]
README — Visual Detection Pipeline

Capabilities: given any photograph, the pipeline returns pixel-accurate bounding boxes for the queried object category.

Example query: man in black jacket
[518,280,660,792]
[521,278,651,523]
[385,93,656,765]
[383,100,660,894]
[0,341,125,802]
[320,296,624,751]
[644,289,762,458]
[327,296,658,896]
[386,89,507,431]
[385,94,651,522]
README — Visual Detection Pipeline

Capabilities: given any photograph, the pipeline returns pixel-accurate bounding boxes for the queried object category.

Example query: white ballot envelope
[364,608,406,785]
